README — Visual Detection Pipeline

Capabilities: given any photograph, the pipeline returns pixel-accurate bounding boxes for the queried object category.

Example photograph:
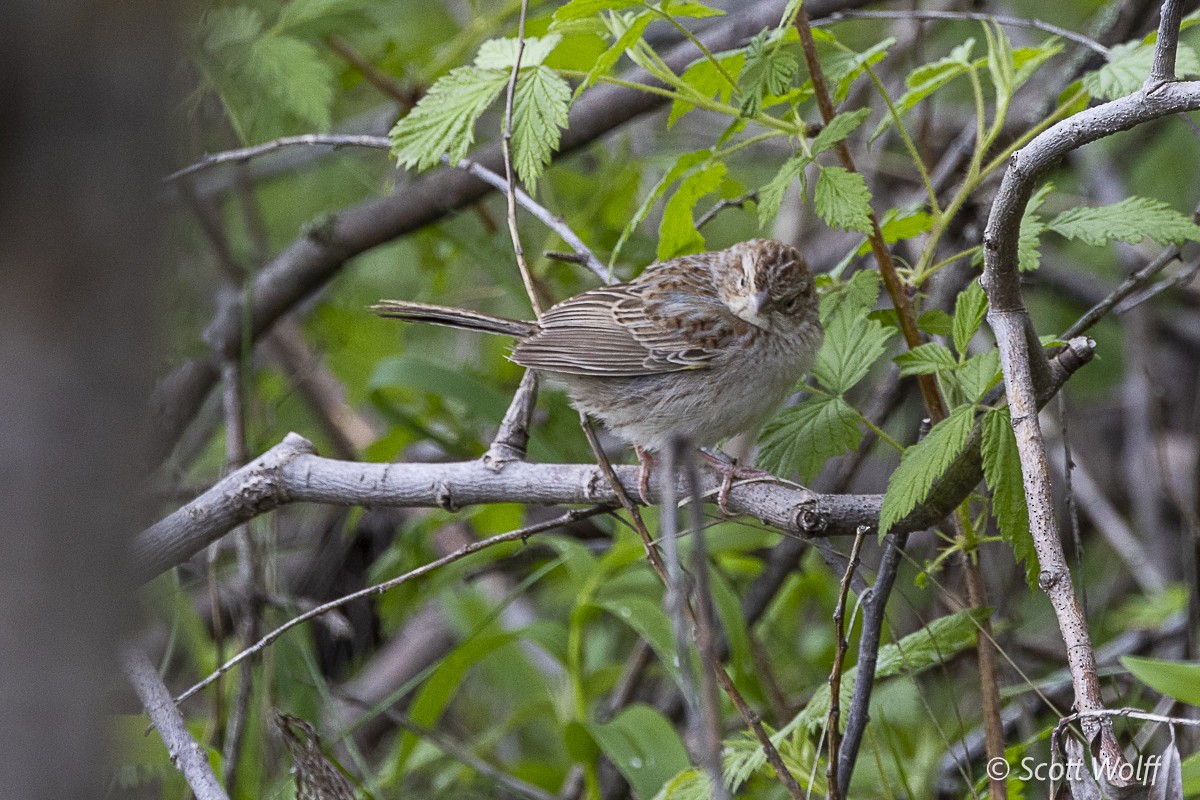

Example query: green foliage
[1017,184,1053,272]
[871,39,974,141]
[952,280,988,355]
[657,161,727,259]
[1122,656,1200,706]
[879,404,976,536]
[811,108,871,155]
[981,408,1036,587]
[758,270,891,479]
[756,154,810,226]
[738,29,798,116]
[1082,40,1200,100]
[814,166,873,234]
[758,395,864,482]
[390,34,570,189]
[1047,196,1200,247]
[585,705,692,798]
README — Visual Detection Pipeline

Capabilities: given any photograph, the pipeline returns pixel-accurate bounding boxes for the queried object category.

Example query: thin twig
[696,191,759,230]
[817,9,1109,56]
[123,647,231,800]
[500,0,543,316]
[825,526,867,800]
[794,9,948,423]
[326,34,417,106]
[173,507,607,707]
[164,134,390,182]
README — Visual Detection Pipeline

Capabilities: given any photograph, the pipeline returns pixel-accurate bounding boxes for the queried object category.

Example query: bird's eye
[736,273,747,289]
[785,296,800,312]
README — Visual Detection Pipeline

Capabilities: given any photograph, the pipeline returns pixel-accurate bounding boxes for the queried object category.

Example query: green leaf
[669,50,744,126]
[982,408,1035,587]
[813,296,895,394]
[918,308,954,337]
[657,161,727,259]
[822,37,895,103]
[1082,41,1200,100]
[894,342,956,376]
[201,7,264,52]
[1049,196,1200,247]
[586,706,692,799]
[954,349,1001,404]
[756,154,810,226]
[819,267,881,321]
[592,595,680,683]
[579,11,652,93]
[738,30,798,116]
[611,149,711,268]
[984,22,1015,116]
[1122,656,1200,706]
[871,39,974,141]
[247,35,335,129]
[553,0,641,23]
[368,356,512,421]
[811,108,870,155]
[758,395,865,482]
[814,166,873,234]
[880,404,976,535]
[1017,183,1053,272]
[474,33,561,69]
[389,66,509,170]
[857,207,935,256]
[273,0,369,36]
[511,65,572,191]
[659,0,725,19]
[952,280,988,355]
[1011,39,1064,91]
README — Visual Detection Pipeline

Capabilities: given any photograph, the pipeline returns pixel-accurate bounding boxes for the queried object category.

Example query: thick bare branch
[122,648,230,800]
[982,36,1200,768]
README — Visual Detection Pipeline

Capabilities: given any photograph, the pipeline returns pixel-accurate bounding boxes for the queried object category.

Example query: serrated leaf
[553,0,641,23]
[511,65,571,191]
[880,404,976,535]
[953,280,988,354]
[870,39,973,141]
[389,66,509,170]
[894,342,956,376]
[738,30,798,116]
[815,166,873,234]
[819,267,881,322]
[475,34,561,69]
[813,299,895,394]
[246,34,335,129]
[657,161,727,259]
[756,154,810,226]
[982,408,1035,587]
[1082,40,1200,100]
[953,349,1000,404]
[811,108,870,155]
[822,36,895,103]
[201,7,264,52]
[1049,196,1200,247]
[758,395,864,482]
[1017,183,1053,271]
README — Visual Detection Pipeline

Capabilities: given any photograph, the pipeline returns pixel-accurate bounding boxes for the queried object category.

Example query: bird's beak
[749,289,770,316]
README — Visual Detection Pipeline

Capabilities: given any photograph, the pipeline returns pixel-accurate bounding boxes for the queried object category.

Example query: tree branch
[122,647,231,800]
[981,20,1200,765]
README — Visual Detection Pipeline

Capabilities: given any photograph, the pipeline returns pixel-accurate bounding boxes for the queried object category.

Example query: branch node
[435,480,458,512]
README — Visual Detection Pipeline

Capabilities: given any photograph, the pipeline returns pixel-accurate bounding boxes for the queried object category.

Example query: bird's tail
[371,299,536,338]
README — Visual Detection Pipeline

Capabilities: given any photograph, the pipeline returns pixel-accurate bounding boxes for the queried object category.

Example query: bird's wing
[511,262,743,377]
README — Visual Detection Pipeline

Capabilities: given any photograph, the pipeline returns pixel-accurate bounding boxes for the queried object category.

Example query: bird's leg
[697,447,772,515]
[635,446,654,505]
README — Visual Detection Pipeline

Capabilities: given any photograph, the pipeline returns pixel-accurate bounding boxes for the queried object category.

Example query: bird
[371,238,823,511]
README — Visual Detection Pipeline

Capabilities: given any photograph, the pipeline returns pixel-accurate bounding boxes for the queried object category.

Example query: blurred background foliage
[136,0,1200,798]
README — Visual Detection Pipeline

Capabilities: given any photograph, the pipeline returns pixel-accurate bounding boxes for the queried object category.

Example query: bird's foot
[635,446,654,506]
[697,448,772,515]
